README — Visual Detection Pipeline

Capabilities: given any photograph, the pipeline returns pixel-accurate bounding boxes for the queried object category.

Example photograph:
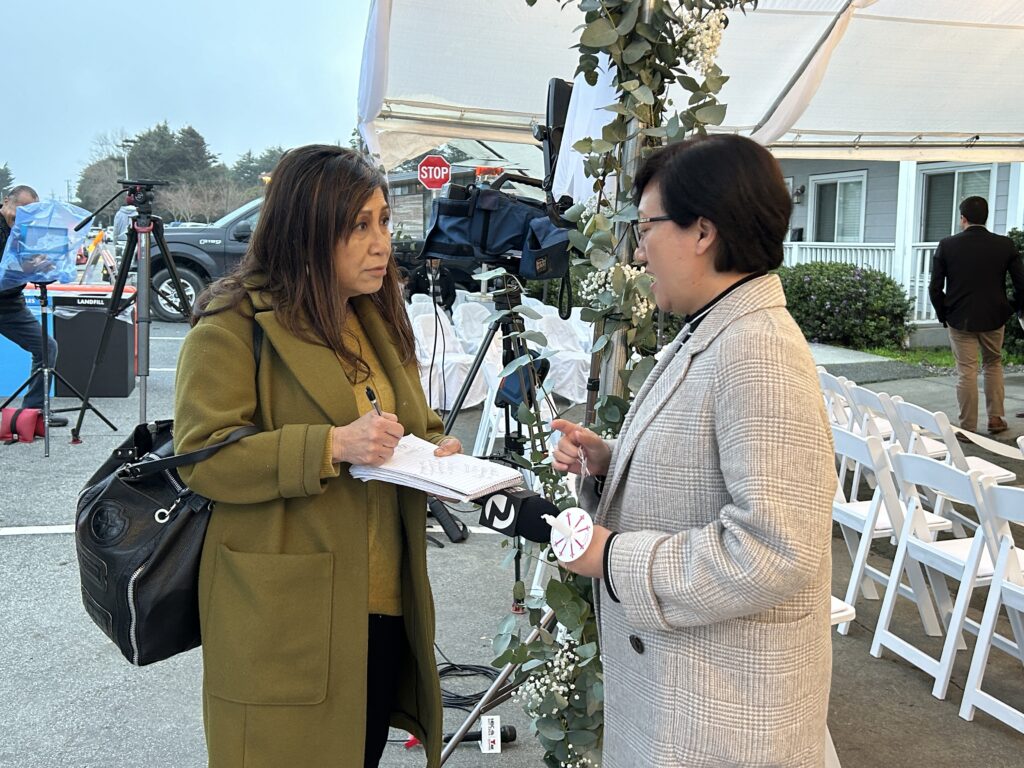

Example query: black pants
[364,613,404,768]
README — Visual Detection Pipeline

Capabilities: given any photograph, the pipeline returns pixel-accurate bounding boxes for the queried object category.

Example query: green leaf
[678,74,701,92]
[620,79,640,92]
[591,334,611,354]
[580,18,619,48]
[602,119,628,143]
[498,613,518,635]
[571,137,594,154]
[705,72,729,94]
[517,401,538,426]
[563,202,587,223]
[628,355,657,393]
[568,729,599,746]
[568,229,590,253]
[545,579,574,608]
[695,103,727,126]
[633,84,655,105]
[590,139,614,154]
[512,304,543,320]
[498,354,532,379]
[635,21,658,41]
[598,402,622,423]
[522,658,546,672]
[536,717,565,741]
[589,248,616,270]
[615,2,639,34]
[512,580,526,602]
[622,39,651,65]
[577,641,598,659]
[519,330,548,346]
[492,632,512,655]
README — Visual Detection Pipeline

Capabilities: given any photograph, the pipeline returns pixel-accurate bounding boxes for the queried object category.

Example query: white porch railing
[781,241,940,324]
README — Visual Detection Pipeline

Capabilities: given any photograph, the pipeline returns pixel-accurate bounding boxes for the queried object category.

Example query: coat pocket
[204,545,334,705]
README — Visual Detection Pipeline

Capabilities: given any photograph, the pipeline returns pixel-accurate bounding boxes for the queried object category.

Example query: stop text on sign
[417,155,452,190]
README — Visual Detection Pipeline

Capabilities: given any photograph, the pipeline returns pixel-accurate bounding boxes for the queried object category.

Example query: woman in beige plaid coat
[552,135,835,767]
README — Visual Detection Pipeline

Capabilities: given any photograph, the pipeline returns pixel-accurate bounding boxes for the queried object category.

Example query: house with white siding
[779,159,1024,344]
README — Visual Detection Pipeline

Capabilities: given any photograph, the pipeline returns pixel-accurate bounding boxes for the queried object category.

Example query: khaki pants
[948,326,1005,431]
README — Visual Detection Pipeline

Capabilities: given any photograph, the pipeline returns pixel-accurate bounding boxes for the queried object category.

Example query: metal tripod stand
[70,180,194,441]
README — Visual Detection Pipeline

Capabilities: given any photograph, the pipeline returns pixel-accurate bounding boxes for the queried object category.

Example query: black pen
[365,386,383,416]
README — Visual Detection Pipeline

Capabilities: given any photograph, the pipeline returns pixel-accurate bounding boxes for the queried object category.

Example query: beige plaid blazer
[592,274,834,767]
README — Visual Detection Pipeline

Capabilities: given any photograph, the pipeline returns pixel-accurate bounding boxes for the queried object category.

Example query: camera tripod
[0,282,115,456]
[70,180,194,441]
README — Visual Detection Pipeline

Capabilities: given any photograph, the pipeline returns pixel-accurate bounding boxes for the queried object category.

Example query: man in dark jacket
[409,258,456,314]
[0,185,67,426]
[929,195,1024,435]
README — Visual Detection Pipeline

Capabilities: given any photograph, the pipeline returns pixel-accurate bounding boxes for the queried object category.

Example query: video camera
[419,79,575,283]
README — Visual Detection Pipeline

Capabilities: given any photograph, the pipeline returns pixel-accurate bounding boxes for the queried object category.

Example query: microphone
[443,725,517,744]
[475,487,558,543]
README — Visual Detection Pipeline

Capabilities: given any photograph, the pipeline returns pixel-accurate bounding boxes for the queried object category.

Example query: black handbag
[75,324,262,665]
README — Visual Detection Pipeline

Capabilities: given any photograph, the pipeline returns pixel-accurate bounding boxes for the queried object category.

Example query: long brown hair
[195,144,415,375]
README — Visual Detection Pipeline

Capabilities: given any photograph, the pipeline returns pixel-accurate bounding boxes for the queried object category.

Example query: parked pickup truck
[142,199,261,321]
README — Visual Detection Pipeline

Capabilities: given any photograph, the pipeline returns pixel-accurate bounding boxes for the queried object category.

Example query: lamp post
[119,139,136,178]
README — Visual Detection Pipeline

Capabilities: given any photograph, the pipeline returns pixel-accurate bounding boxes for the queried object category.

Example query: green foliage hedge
[777,262,913,349]
[1004,229,1024,357]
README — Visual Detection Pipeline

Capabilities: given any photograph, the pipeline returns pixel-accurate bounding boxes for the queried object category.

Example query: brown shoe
[955,432,973,444]
[988,418,1008,435]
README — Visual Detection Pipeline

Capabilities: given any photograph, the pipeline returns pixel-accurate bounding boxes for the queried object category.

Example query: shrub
[777,262,913,348]
[1004,229,1024,357]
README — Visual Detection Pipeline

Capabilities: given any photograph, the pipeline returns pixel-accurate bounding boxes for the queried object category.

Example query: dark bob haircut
[633,134,792,273]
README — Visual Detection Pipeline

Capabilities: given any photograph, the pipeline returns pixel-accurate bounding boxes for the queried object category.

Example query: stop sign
[417,154,451,190]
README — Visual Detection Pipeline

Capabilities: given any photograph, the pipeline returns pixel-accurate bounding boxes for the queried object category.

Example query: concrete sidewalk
[2,332,1024,767]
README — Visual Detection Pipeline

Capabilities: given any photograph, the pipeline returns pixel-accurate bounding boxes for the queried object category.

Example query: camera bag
[75,323,262,665]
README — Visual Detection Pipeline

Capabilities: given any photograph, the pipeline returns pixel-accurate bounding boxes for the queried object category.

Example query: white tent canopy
[359,0,1024,169]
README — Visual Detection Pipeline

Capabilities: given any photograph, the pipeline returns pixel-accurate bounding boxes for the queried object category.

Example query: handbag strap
[121,320,265,479]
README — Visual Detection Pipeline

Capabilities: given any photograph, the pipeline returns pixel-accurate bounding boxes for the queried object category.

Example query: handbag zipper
[127,563,146,665]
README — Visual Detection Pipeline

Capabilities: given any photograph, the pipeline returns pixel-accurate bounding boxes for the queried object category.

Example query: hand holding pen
[329,387,404,466]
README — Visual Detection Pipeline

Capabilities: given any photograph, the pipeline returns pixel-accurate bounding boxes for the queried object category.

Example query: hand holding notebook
[348,435,523,501]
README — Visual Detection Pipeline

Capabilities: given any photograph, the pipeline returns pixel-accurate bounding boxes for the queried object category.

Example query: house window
[921,167,992,241]
[808,171,866,242]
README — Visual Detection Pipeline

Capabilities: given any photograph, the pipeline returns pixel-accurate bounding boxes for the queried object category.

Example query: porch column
[893,160,917,295]
[1007,162,1024,234]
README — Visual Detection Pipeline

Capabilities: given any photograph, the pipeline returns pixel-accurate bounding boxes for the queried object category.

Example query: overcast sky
[5,0,371,201]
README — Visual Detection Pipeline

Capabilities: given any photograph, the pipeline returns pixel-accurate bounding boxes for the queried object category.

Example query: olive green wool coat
[174,290,444,768]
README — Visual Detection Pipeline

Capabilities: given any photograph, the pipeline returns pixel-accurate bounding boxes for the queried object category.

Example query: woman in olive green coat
[173,145,459,768]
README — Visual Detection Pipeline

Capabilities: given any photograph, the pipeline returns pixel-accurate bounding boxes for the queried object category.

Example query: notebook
[348,434,524,501]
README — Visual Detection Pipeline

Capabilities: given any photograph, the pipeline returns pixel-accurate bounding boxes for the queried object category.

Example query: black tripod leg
[70,229,138,440]
[428,497,468,543]
[443,316,503,435]
[150,220,194,318]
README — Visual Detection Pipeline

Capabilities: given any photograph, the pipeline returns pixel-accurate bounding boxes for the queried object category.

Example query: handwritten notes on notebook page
[348,435,523,501]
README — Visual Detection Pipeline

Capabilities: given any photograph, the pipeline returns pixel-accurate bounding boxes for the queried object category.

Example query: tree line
[73,123,286,225]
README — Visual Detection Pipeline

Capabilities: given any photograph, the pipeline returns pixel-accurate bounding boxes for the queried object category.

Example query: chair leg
[933,563,981,699]
[903,559,943,636]
[871,533,911,659]
[841,525,879,603]
[926,565,959,641]
[959,544,1010,721]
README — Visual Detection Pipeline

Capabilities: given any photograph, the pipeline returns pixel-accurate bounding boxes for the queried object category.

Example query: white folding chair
[883,394,948,460]
[410,292,432,305]
[818,368,857,431]
[831,425,948,636]
[535,315,590,404]
[843,383,894,442]
[411,313,487,411]
[889,398,1015,535]
[959,480,1024,733]
[452,302,492,355]
[407,300,437,323]
[870,448,1004,699]
[569,306,593,353]
[452,288,470,310]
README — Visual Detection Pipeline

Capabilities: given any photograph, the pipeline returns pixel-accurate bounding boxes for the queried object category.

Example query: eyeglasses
[629,214,673,246]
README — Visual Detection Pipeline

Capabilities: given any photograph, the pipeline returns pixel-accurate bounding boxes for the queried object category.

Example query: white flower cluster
[512,639,581,717]
[578,263,653,325]
[682,9,726,74]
